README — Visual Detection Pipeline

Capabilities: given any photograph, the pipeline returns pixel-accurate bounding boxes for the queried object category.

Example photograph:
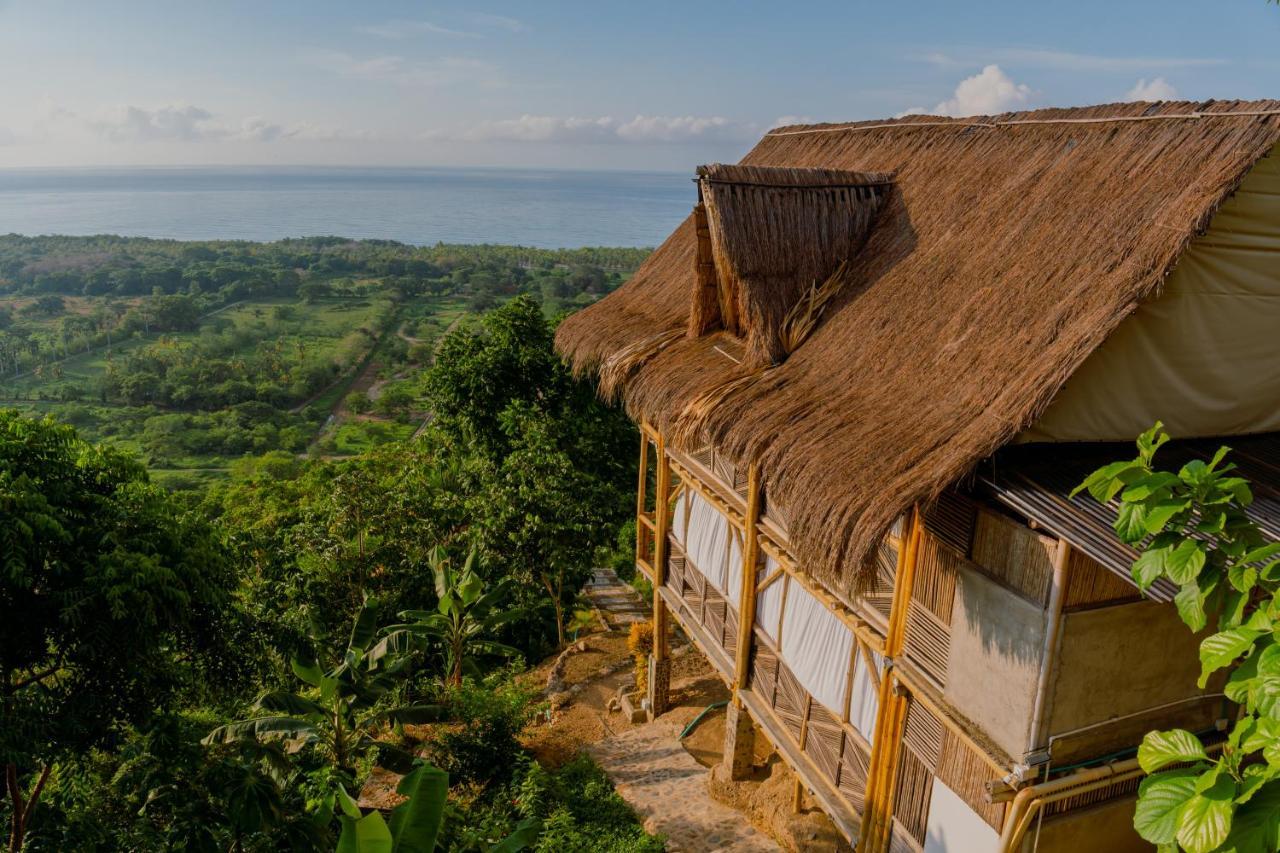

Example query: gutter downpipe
[1026,539,1070,755]
[997,757,1141,851]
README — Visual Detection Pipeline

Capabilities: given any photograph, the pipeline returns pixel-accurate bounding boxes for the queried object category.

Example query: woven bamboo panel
[970,509,1055,605]
[888,823,924,853]
[921,490,977,555]
[902,700,944,771]
[1064,547,1142,609]
[912,533,959,623]
[838,737,871,811]
[666,543,686,592]
[904,605,951,689]
[892,747,934,846]
[858,540,898,623]
[685,570,706,618]
[936,730,1005,831]
[773,660,807,741]
[803,704,845,785]
[750,643,778,703]
[725,607,740,652]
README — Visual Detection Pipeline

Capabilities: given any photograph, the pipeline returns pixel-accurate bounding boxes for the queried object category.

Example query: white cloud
[427,114,754,144]
[312,51,503,88]
[932,65,1031,117]
[87,104,370,144]
[92,104,223,142]
[471,13,525,32]
[357,20,478,39]
[1126,77,1178,101]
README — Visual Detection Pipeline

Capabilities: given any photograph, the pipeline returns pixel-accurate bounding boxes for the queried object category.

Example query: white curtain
[680,490,742,607]
[848,648,883,740]
[756,555,785,641]
[779,580,855,714]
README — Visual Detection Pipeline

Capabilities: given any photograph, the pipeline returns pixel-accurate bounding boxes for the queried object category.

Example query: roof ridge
[767,106,1280,138]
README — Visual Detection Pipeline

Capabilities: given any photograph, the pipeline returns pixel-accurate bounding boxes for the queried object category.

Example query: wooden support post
[733,464,762,688]
[858,507,922,853]
[648,431,672,718]
[721,464,762,779]
[635,428,648,567]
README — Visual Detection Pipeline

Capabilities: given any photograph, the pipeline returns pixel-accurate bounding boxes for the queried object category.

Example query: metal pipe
[1026,539,1070,753]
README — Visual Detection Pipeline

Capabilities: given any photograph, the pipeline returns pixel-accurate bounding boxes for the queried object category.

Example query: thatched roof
[555,100,1280,597]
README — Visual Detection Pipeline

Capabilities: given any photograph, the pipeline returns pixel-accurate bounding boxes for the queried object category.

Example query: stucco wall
[944,563,1047,759]
[1021,798,1147,853]
[1046,600,1213,746]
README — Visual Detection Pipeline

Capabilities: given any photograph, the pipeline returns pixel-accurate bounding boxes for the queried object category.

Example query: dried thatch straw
[695,164,891,366]
[556,100,1280,598]
[597,328,684,400]
[777,259,853,356]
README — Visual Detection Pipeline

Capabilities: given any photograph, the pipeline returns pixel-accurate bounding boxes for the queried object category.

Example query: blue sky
[1,0,1277,169]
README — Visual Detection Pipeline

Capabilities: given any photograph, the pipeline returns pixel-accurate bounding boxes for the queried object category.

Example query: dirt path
[588,717,781,852]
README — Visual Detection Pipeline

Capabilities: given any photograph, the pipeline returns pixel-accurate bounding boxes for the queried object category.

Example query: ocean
[0,166,693,249]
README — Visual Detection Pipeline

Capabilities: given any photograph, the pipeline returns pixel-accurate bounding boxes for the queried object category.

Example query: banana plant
[393,547,526,687]
[204,598,444,777]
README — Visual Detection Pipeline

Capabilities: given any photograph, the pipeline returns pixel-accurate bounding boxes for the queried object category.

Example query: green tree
[1077,424,1280,853]
[0,411,237,851]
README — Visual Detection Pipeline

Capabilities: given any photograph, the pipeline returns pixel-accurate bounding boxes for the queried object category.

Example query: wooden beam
[733,464,762,690]
[653,431,672,661]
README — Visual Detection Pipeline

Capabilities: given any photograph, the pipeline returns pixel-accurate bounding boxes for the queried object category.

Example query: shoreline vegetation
[1,234,663,850]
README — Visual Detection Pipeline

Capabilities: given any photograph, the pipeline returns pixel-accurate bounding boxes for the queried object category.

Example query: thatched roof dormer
[691,164,893,366]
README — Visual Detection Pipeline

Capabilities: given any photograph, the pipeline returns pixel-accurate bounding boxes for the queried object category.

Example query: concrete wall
[943,563,1047,759]
[1046,599,1216,755]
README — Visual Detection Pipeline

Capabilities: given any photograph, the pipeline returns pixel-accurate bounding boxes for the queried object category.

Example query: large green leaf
[256,690,326,719]
[291,656,325,687]
[349,599,383,656]
[1165,540,1207,585]
[1176,777,1235,853]
[202,715,317,746]
[1174,582,1209,633]
[337,811,393,853]
[1200,629,1263,688]
[1135,769,1198,845]
[1219,781,1280,853]
[1138,729,1209,773]
[388,765,449,853]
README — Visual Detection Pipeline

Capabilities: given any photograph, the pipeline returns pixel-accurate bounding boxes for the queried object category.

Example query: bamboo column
[723,464,762,779]
[635,427,649,573]
[648,430,672,718]
[858,507,922,853]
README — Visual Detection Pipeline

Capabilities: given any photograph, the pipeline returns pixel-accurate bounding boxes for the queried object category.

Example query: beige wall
[1022,798,1148,853]
[1046,600,1215,754]
[944,563,1047,759]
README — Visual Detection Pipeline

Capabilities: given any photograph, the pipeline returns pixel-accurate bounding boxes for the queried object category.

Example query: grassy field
[0,293,471,487]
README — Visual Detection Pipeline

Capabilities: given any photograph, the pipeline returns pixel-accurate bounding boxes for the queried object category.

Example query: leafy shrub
[420,672,537,791]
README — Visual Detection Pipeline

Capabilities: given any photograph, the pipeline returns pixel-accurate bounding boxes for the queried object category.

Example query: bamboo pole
[733,465,763,690]
[653,431,672,661]
[635,429,649,573]
[858,507,921,853]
